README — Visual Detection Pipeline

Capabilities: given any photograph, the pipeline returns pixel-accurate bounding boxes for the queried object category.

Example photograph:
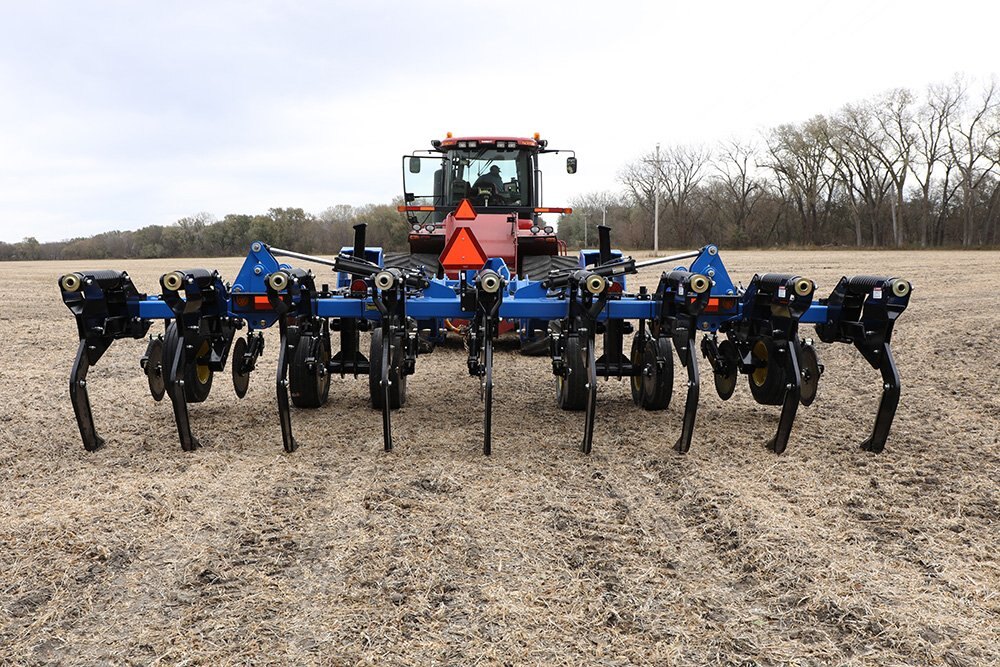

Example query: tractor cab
[398,134,577,278]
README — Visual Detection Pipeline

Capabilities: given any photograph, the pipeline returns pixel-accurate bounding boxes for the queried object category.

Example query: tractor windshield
[402,147,536,227]
[445,148,532,209]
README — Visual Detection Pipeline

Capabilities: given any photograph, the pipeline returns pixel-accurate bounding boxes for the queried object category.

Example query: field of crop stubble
[0,249,997,666]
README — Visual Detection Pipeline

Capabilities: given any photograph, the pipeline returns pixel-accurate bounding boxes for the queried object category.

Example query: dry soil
[0,250,997,666]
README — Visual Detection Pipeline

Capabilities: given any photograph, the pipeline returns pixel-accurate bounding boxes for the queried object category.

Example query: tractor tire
[520,253,578,281]
[520,319,557,357]
[748,337,786,406]
[638,336,673,410]
[162,321,214,404]
[383,252,441,276]
[556,335,588,411]
[369,328,406,410]
[289,333,331,408]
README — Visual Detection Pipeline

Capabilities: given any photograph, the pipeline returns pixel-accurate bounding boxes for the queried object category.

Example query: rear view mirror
[566,156,577,174]
[409,157,421,174]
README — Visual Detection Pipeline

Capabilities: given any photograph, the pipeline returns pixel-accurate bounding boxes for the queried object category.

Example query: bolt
[708,246,718,255]
[707,269,715,277]
[254,267,262,275]
[259,320,267,327]
[252,242,262,252]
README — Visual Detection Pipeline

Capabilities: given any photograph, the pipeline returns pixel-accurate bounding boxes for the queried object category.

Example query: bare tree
[830,104,893,246]
[911,80,963,246]
[868,88,916,247]
[764,116,838,245]
[948,78,1000,246]
[711,139,766,244]
[657,144,712,245]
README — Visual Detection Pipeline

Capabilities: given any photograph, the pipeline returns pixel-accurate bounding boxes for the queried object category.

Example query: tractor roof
[438,135,542,149]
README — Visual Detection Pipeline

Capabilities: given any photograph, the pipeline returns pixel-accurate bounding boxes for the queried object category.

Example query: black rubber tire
[290,334,331,408]
[383,252,441,275]
[163,321,213,403]
[556,335,588,411]
[640,337,673,411]
[520,319,558,357]
[714,339,740,401]
[369,328,406,409]
[520,253,578,280]
[799,343,820,407]
[748,337,786,406]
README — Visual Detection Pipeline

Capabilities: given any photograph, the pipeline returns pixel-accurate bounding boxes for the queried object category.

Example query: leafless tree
[948,78,1000,246]
[830,104,893,246]
[911,80,963,246]
[764,116,838,245]
[868,88,916,247]
[657,144,712,245]
[711,139,766,244]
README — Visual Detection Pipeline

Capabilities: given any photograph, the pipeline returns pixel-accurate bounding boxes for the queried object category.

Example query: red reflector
[454,199,477,220]
[704,297,737,313]
[234,295,251,308]
[533,207,573,214]
[253,296,271,310]
[350,279,367,293]
[397,205,436,212]
[440,227,488,272]
[609,281,623,293]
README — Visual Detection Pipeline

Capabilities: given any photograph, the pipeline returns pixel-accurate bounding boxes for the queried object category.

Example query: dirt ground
[0,249,997,666]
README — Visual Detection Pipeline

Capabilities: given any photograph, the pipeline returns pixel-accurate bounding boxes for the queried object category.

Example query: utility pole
[602,205,607,229]
[644,144,661,252]
[583,213,588,247]
[654,142,660,253]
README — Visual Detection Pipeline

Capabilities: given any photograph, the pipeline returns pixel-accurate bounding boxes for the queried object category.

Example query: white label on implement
[873,287,882,299]
[778,286,786,298]
[678,285,685,296]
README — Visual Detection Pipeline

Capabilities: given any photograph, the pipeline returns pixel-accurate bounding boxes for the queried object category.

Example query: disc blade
[146,338,166,402]
[232,337,250,398]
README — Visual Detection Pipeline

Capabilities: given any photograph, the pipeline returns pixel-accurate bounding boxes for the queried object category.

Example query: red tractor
[394,133,579,280]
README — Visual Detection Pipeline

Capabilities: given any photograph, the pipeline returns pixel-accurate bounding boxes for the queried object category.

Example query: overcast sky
[1,0,998,243]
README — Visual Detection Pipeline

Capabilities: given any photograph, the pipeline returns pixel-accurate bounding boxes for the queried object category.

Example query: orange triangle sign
[454,198,477,220]
[440,227,488,272]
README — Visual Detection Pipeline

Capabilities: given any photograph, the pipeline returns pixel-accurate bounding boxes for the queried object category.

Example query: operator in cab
[473,165,506,200]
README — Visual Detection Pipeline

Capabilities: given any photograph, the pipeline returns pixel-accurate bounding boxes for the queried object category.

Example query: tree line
[4,75,998,262]
[559,76,1000,249]
[0,204,409,261]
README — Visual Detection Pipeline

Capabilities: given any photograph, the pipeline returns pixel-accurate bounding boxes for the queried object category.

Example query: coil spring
[82,270,128,290]
[844,275,890,295]
[756,273,798,289]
